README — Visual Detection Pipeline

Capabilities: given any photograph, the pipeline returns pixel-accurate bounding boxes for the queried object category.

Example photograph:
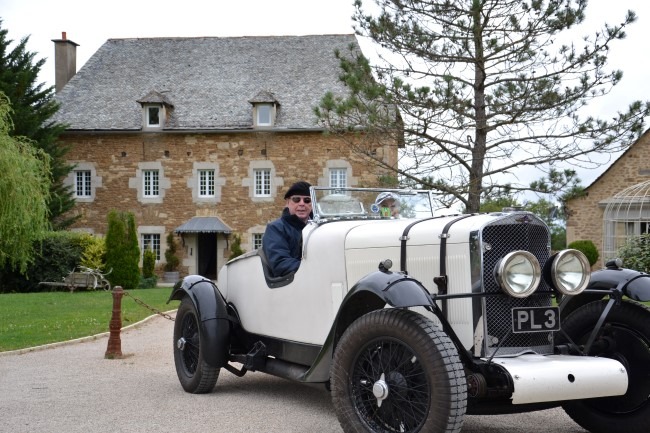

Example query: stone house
[51,33,398,279]
[566,129,650,267]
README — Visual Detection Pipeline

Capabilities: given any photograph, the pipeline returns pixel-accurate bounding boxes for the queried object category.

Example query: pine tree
[316,1,650,213]
[0,20,75,228]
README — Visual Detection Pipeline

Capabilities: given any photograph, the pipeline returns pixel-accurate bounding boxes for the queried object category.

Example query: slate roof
[52,34,360,131]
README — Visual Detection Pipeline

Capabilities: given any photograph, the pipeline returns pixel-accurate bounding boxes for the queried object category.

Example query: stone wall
[61,130,396,255]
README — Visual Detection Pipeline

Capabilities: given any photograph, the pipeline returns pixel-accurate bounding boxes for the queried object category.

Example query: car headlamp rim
[550,249,590,296]
[496,251,542,298]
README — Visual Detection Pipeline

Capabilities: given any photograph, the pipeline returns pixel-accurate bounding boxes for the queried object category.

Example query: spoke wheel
[173,297,219,393]
[560,300,650,433]
[331,309,466,433]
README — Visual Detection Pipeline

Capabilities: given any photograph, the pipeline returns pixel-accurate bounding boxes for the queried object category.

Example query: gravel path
[0,313,587,432]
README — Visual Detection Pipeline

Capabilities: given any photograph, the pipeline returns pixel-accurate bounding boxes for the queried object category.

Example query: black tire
[560,300,650,433]
[331,309,467,433]
[173,296,219,393]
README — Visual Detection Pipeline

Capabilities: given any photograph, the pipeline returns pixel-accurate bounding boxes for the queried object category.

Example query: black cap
[284,181,311,199]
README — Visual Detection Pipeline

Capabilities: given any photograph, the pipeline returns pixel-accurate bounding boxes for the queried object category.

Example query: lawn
[0,287,179,352]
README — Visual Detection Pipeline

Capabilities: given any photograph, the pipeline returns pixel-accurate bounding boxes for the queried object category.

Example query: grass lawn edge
[0,308,177,357]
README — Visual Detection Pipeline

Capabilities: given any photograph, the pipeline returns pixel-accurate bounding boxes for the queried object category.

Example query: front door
[198,233,217,279]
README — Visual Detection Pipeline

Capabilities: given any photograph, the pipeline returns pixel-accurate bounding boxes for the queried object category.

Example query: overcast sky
[2,0,649,190]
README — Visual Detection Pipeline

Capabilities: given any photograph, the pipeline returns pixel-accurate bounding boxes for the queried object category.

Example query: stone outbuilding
[566,129,650,267]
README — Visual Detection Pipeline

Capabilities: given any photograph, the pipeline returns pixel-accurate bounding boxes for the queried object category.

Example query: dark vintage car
[168,187,650,433]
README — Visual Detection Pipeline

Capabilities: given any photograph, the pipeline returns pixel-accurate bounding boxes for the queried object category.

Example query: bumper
[493,354,628,404]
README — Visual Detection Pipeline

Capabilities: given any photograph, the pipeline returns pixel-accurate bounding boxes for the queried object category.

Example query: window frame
[74,170,92,197]
[198,169,216,198]
[253,233,264,250]
[329,168,348,189]
[141,233,161,261]
[146,105,161,127]
[254,169,272,197]
[256,103,273,127]
[143,170,160,197]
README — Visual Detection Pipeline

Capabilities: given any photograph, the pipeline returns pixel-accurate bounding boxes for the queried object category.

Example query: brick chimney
[51,32,79,93]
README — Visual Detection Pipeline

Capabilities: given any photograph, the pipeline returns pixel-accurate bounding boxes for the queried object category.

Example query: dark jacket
[262,208,309,277]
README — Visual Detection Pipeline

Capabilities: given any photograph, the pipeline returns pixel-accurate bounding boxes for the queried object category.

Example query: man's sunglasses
[290,196,312,204]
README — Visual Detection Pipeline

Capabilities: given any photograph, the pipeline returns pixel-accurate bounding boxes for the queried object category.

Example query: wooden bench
[39,271,98,292]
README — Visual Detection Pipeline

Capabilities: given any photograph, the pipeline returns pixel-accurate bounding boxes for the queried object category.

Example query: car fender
[589,267,650,302]
[168,275,231,367]
[561,267,650,318]
[346,269,433,308]
[301,269,433,382]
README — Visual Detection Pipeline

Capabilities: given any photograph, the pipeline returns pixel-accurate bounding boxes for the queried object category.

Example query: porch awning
[175,217,232,234]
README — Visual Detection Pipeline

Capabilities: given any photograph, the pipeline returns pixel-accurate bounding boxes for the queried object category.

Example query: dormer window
[137,90,174,131]
[249,91,279,128]
[256,104,272,126]
[146,105,161,127]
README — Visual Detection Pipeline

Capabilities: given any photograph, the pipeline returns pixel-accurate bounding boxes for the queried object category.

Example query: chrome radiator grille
[480,214,553,356]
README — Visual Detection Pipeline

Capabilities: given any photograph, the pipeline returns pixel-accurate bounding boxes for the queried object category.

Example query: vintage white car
[169,187,650,433]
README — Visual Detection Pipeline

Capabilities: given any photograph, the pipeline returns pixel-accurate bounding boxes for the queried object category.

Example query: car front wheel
[561,300,650,433]
[331,309,467,433]
[173,296,219,393]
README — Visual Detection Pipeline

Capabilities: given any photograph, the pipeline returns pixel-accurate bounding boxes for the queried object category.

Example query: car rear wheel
[560,300,650,433]
[331,309,466,433]
[173,296,219,393]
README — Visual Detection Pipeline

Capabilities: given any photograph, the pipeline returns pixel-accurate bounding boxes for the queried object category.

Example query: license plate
[511,307,560,333]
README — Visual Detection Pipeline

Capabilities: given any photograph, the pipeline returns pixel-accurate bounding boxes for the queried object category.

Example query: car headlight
[496,251,541,298]
[548,249,590,296]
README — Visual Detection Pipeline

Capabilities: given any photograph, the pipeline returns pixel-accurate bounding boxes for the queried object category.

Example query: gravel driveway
[0,313,587,433]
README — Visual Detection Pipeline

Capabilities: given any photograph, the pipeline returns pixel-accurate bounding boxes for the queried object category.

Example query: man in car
[262,181,313,277]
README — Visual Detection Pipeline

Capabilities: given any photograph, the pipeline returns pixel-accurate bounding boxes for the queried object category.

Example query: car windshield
[311,187,435,222]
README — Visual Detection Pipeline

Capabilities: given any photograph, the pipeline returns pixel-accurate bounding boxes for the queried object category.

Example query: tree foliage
[0,92,51,274]
[104,210,140,290]
[0,20,75,228]
[316,0,650,213]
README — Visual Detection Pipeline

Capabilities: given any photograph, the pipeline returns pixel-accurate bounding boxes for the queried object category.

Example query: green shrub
[80,235,106,270]
[164,232,180,272]
[142,247,156,278]
[105,210,140,290]
[139,275,158,289]
[0,231,92,293]
[617,234,650,272]
[567,239,599,267]
[229,234,245,260]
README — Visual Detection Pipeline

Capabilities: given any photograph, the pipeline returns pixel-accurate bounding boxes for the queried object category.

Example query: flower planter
[163,271,180,283]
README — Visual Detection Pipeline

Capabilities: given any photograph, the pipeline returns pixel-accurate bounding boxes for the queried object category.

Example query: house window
[329,168,347,189]
[256,104,272,126]
[642,222,650,234]
[75,170,92,197]
[146,106,161,127]
[253,233,263,250]
[198,169,215,197]
[142,233,161,260]
[254,169,271,196]
[143,170,159,197]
